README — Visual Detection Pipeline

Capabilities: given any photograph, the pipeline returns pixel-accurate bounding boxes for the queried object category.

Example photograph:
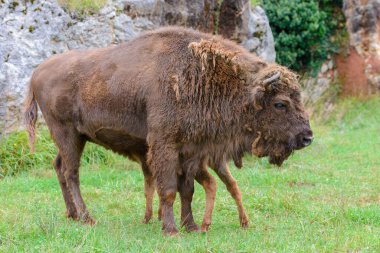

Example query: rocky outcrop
[0,0,156,134]
[219,0,275,63]
[340,0,380,96]
[0,0,275,135]
[301,58,339,118]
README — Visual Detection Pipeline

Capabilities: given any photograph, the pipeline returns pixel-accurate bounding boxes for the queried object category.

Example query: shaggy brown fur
[24,26,312,235]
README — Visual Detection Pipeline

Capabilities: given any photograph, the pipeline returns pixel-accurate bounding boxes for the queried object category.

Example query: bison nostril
[302,136,313,147]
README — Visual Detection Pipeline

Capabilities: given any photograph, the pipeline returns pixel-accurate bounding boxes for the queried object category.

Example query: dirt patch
[335,47,370,97]
[288,181,315,188]
[361,0,369,5]
[356,196,380,206]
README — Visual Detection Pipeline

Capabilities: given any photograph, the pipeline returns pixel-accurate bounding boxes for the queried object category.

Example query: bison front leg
[195,168,217,232]
[213,164,249,228]
[178,173,200,232]
[158,198,163,221]
[148,140,179,236]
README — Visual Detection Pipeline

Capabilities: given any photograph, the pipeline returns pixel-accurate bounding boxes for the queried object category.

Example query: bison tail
[24,84,38,153]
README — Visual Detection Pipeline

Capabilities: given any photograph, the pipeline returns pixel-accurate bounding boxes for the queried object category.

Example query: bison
[24,26,312,235]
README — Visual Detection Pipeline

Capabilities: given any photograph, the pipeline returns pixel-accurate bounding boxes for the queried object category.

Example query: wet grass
[0,97,379,252]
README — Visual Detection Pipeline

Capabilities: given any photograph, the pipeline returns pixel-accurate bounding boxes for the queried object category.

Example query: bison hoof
[143,214,152,224]
[84,217,96,226]
[201,223,211,233]
[65,211,79,221]
[185,224,201,233]
[240,219,249,229]
[79,213,96,226]
[162,227,179,236]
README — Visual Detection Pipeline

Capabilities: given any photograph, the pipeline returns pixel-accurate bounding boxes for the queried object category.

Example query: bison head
[188,39,312,166]
[246,66,313,166]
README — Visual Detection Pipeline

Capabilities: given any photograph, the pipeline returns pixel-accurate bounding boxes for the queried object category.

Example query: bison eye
[274,102,286,110]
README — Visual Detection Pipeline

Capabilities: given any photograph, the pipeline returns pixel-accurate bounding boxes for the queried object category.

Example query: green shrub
[262,0,343,73]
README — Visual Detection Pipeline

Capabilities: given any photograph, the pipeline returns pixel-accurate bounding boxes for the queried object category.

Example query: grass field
[0,98,380,252]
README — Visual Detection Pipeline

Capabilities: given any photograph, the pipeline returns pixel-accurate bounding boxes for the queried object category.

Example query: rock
[154,0,217,33]
[321,63,329,74]
[66,17,114,49]
[249,6,276,63]
[301,67,339,119]
[123,0,158,19]
[328,60,334,70]
[219,1,275,62]
[341,0,380,95]
[113,14,137,42]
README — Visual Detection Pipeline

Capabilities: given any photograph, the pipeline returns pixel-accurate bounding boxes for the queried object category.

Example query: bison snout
[295,130,313,149]
[302,135,313,147]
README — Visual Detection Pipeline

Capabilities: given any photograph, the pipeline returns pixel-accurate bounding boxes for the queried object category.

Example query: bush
[262,0,343,72]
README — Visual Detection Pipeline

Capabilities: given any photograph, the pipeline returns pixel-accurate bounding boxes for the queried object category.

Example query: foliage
[262,0,344,73]
[251,0,259,6]
[0,97,380,251]
[57,0,107,14]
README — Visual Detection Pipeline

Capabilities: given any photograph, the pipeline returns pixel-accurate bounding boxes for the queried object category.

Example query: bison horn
[263,72,281,85]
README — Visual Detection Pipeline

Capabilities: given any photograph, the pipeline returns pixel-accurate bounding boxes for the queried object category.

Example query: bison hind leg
[48,122,95,225]
[141,161,155,224]
[53,153,79,220]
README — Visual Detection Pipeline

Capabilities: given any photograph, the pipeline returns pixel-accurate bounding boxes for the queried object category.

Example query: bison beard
[24,26,312,236]
[251,132,295,166]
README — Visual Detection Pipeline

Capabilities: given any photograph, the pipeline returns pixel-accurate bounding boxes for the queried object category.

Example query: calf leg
[158,198,163,221]
[49,124,95,225]
[195,168,217,232]
[148,140,178,236]
[213,164,249,228]
[141,161,155,224]
[53,154,78,219]
[178,174,199,232]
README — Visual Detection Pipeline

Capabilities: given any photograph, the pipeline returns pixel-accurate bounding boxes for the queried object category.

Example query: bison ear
[250,85,265,110]
[188,39,240,73]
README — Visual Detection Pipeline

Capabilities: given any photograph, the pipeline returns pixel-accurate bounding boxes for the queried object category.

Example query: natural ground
[0,97,379,252]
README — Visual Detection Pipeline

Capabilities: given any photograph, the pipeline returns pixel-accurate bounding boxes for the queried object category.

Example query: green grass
[1,97,380,252]
[58,0,107,14]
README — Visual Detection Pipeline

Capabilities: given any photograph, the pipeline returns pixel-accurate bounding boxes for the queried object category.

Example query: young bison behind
[24,27,312,236]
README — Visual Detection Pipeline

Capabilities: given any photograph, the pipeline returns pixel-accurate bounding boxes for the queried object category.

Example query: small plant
[58,0,107,15]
